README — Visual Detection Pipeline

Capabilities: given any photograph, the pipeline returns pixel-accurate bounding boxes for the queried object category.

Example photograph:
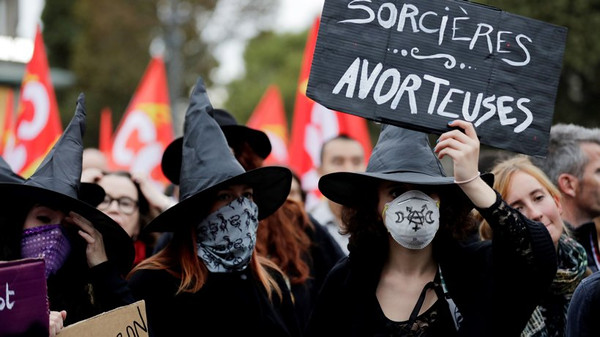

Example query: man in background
[309,134,367,255]
[531,123,600,271]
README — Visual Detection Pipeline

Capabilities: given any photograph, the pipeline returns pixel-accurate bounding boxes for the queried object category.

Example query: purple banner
[0,258,48,336]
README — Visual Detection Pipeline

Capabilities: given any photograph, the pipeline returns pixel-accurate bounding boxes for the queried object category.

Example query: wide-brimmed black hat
[213,108,272,158]
[145,77,291,232]
[319,123,493,207]
[0,94,134,273]
[0,154,104,207]
[161,109,271,185]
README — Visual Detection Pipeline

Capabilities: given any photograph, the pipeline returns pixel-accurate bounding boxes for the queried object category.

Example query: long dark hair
[0,202,31,260]
[342,181,478,266]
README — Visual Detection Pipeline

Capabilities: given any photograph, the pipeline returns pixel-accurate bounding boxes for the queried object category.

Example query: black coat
[129,266,302,337]
[47,259,133,325]
[570,221,599,272]
[292,215,346,330]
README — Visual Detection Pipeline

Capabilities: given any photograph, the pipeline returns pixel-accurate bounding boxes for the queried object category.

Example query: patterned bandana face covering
[21,224,71,279]
[382,190,440,250]
[196,197,259,273]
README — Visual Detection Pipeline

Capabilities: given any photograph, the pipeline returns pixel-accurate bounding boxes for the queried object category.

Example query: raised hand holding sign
[307,0,567,157]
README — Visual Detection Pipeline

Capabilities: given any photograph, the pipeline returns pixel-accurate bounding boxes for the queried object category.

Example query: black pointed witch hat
[0,154,103,206]
[145,77,291,232]
[0,155,25,184]
[0,94,134,273]
[160,108,272,185]
[319,123,493,207]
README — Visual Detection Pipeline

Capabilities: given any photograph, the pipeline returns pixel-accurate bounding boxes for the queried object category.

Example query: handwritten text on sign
[307,0,567,157]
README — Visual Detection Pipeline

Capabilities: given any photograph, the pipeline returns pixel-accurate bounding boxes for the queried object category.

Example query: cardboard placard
[307,0,568,157]
[0,258,48,337]
[59,300,148,337]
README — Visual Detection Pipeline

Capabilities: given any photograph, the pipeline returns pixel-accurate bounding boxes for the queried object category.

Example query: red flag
[288,17,372,209]
[108,56,174,188]
[246,84,289,166]
[99,106,113,157]
[0,88,15,156]
[6,25,62,177]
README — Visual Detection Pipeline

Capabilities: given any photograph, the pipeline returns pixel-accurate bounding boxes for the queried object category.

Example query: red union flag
[0,88,15,156]
[246,84,288,166]
[5,25,62,177]
[108,56,174,187]
[288,17,372,209]
[99,106,113,156]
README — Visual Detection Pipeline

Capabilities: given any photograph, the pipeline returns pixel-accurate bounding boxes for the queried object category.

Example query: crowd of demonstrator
[3,77,600,337]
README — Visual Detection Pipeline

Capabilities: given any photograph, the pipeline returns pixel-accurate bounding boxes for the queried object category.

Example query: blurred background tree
[41,0,276,146]
[40,0,600,149]
[223,30,305,124]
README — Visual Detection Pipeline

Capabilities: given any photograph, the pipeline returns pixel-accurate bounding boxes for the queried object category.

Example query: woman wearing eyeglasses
[82,169,175,265]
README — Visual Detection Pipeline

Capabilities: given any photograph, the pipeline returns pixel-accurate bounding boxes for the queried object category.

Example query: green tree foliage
[72,0,160,144]
[223,30,307,124]
[480,0,600,127]
[43,0,158,146]
[41,0,221,147]
[41,0,279,146]
[41,0,77,70]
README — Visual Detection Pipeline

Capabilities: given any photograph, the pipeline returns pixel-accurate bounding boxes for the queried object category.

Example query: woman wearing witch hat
[304,120,557,336]
[127,78,301,337]
[158,106,345,331]
[0,94,135,335]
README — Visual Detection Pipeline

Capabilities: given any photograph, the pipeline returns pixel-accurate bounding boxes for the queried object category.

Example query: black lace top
[383,300,444,337]
[376,275,458,337]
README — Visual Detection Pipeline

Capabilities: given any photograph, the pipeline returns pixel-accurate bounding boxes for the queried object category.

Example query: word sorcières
[340,0,532,67]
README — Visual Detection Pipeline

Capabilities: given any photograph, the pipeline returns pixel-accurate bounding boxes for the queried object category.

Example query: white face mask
[382,190,440,250]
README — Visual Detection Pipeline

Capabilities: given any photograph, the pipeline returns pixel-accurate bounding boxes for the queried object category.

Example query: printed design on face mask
[196,197,259,272]
[384,190,440,250]
[243,208,257,227]
[394,203,437,232]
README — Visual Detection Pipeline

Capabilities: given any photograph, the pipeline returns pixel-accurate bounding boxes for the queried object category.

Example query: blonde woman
[480,155,589,337]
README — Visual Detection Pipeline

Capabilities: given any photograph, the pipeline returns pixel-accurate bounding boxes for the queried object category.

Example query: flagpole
[157,0,188,137]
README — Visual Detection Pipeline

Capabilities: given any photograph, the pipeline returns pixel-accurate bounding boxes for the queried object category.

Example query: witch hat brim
[145,165,292,232]
[0,94,133,273]
[79,183,105,206]
[319,171,493,207]
[1,183,134,273]
[145,78,291,233]
[0,154,104,206]
[211,108,271,159]
[221,125,271,158]
[318,123,494,208]
[160,137,185,185]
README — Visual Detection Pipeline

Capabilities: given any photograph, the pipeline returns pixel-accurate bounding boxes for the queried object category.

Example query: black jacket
[570,221,599,272]
[47,259,133,325]
[129,266,301,337]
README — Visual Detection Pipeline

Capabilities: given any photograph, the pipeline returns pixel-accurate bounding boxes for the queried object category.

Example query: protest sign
[59,300,148,337]
[307,0,568,157]
[0,258,48,337]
